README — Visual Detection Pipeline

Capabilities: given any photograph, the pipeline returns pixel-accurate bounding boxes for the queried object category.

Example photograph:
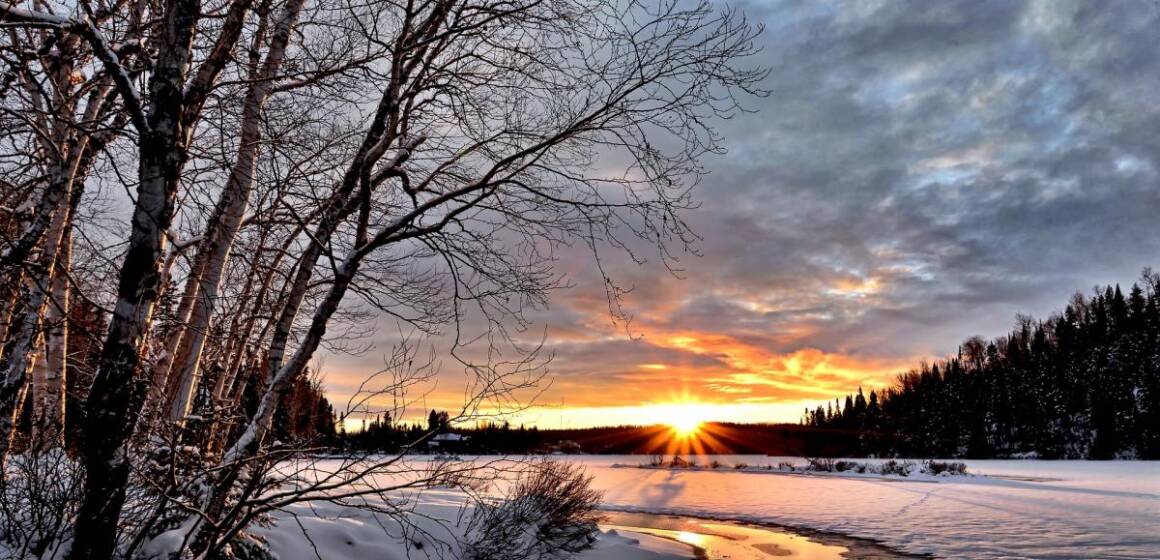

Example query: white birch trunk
[0,188,72,458]
[167,0,306,423]
[36,227,70,443]
[149,253,203,406]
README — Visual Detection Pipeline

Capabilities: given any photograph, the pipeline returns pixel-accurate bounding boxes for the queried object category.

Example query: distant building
[428,432,469,452]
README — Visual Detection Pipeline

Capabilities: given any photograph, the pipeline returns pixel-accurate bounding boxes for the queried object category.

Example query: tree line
[342,411,544,454]
[807,270,1160,459]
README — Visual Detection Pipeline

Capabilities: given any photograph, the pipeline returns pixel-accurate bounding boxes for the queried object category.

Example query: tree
[427,409,451,433]
[0,0,765,556]
[815,270,1160,460]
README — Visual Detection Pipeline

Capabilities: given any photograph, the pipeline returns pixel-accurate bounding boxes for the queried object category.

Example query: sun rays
[632,397,753,456]
[650,402,710,438]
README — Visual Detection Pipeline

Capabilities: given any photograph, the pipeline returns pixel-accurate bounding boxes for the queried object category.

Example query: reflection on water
[602,511,848,559]
[674,530,706,548]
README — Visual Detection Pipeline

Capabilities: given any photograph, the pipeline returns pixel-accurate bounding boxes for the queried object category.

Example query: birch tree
[0,0,130,460]
[178,0,763,553]
[0,0,764,556]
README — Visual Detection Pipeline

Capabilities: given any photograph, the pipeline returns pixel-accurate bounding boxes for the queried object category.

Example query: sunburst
[650,401,710,439]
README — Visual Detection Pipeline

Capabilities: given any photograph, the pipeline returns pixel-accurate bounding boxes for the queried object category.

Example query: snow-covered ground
[257,484,694,560]
[259,455,1159,560]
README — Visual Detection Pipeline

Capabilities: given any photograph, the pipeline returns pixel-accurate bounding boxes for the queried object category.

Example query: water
[601,511,914,559]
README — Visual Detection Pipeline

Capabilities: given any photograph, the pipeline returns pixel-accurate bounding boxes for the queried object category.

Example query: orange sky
[321,269,928,429]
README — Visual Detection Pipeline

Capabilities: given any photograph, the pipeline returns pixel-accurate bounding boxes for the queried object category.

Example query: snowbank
[255,481,693,560]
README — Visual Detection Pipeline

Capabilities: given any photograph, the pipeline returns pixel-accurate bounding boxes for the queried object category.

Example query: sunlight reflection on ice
[602,511,854,560]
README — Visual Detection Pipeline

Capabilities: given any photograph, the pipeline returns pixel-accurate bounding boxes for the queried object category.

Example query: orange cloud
[319,260,928,428]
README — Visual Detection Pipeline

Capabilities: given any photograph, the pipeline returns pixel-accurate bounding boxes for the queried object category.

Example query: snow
[586,456,1160,559]
[257,490,468,560]
[255,485,692,560]
[587,529,697,559]
[247,456,1159,559]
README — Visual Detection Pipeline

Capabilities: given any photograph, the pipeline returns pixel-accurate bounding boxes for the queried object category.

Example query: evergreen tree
[814,270,1160,459]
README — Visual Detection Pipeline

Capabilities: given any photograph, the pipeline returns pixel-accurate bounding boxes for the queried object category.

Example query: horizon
[336,263,1152,431]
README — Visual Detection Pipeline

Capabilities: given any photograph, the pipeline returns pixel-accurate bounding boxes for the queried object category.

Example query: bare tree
[0,0,130,461]
[0,0,764,556]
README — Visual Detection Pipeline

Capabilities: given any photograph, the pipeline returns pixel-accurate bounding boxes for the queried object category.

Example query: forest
[340,416,888,457]
[807,271,1160,459]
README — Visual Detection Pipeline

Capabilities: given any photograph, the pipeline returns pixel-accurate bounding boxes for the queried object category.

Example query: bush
[0,447,83,558]
[463,461,602,560]
[734,462,749,470]
[776,461,795,470]
[670,455,691,468]
[924,461,968,475]
[879,460,915,477]
[708,460,722,469]
[806,457,834,472]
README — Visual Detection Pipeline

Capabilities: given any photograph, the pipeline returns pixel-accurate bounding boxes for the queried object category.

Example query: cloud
[324,0,1160,425]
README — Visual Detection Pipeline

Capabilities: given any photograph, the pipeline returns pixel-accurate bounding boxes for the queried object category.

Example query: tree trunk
[191,253,361,553]
[167,0,304,422]
[0,181,72,462]
[0,271,23,365]
[30,226,70,446]
[69,144,185,560]
[0,168,70,272]
[148,249,204,410]
[68,1,203,556]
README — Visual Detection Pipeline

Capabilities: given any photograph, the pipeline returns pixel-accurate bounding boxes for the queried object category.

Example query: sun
[652,402,709,438]
[669,415,704,438]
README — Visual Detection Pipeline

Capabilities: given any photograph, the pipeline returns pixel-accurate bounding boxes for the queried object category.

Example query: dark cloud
[661,0,1160,353]
[329,0,1160,422]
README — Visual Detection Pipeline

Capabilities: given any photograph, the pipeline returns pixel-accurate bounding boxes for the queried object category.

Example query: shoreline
[599,508,928,559]
[610,463,968,483]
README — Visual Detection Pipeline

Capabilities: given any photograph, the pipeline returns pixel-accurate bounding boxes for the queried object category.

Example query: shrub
[734,463,749,470]
[0,447,82,558]
[670,455,691,468]
[806,457,834,472]
[708,460,722,469]
[924,461,968,475]
[834,460,856,472]
[879,460,916,477]
[463,461,602,560]
[776,461,795,471]
[647,455,665,467]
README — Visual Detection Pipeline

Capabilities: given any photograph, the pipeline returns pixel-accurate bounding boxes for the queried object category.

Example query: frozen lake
[577,455,1160,559]
[262,455,1159,560]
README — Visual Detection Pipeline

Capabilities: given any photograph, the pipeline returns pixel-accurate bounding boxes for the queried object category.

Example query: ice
[582,456,1160,559]
[252,455,1158,559]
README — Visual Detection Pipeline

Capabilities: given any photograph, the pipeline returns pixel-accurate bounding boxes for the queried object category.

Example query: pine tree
[813,270,1160,459]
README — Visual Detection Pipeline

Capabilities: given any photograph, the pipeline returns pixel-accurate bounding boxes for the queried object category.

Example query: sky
[324,0,1160,429]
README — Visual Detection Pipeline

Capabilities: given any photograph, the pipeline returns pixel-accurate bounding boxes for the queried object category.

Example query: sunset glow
[652,402,710,438]
[308,0,1160,437]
